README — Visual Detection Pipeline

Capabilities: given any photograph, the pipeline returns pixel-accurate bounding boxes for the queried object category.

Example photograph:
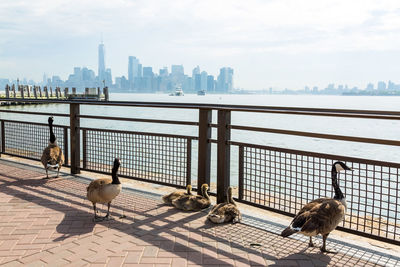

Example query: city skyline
[0,41,234,93]
[2,0,400,90]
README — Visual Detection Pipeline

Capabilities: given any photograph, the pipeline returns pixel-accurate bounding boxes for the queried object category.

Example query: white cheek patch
[335,163,344,172]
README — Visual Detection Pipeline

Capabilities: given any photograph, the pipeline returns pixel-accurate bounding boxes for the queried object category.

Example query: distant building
[171,65,185,88]
[138,64,142,78]
[366,83,374,90]
[171,65,184,75]
[98,43,106,83]
[207,75,215,91]
[217,67,233,92]
[105,68,112,86]
[194,74,201,91]
[200,71,207,91]
[128,56,140,89]
[377,81,386,90]
[388,80,395,90]
[192,66,200,78]
[142,67,154,91]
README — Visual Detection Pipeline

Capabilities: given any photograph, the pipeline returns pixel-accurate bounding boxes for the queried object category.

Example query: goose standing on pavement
[87,158,122,222]
[281,161,352,253]
[41,116,64,178]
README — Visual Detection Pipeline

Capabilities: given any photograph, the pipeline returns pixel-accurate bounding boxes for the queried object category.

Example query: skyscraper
[98,43,106,83]
[128,56,140,89]
[200,71,208,91]
[192,66,200,78]
[217,67,233,92]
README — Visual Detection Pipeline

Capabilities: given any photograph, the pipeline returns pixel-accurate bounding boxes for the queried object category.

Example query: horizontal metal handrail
[0,119,69,128]
[230,125,400,146]
[2,98,400,118]
[0,109,69,117]
[81,126,198,140]
[230,140,400,168]
[78,114,199,126]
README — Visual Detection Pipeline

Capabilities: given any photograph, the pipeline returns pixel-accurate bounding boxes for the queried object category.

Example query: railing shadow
[0,159,399,266]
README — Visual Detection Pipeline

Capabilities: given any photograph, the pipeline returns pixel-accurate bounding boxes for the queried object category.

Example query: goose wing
[172,195,208,211]
[283,198,345,237]
[162,191,185,204]
[41,146,51,167]
[50,146,64,165]
[87,178,112,192]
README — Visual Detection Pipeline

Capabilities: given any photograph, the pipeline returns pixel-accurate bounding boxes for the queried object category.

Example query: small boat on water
[197,90,206,96]
[169,87,184,96]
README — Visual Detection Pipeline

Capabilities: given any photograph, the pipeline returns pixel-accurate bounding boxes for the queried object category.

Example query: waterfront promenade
[0,156,399,266]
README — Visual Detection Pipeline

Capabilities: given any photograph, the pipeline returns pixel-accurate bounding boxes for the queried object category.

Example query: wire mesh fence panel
[239,144,400,243]
[83,128,191,187]
[2,120,67,162]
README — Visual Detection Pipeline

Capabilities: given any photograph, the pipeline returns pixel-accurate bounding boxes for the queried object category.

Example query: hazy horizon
[2,0,400,90]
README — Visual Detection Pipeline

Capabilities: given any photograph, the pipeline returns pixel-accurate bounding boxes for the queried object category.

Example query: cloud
[2,0,400,87]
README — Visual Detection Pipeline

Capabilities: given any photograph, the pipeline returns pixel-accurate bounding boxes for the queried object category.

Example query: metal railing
[0,98,399,245]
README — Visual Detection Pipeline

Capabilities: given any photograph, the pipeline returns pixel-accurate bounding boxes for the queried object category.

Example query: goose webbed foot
[103,214,114,221]
[320,234,336,253]
[320,247,338,254]
[103,202,114,220]
[93,215,104,222]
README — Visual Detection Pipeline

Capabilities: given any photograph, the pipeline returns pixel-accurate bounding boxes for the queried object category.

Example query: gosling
[172,183,211,211]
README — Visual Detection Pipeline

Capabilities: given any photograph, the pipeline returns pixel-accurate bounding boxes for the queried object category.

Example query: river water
[1,93,399,163]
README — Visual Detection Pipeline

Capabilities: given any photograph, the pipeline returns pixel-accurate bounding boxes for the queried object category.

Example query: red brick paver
[0,159,398,266]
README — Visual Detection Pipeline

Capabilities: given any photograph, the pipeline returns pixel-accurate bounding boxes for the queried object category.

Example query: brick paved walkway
[0,159,399,266]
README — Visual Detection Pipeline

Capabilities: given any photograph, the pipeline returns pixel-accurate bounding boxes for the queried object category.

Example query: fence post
[63,127,69,166]
[197,109,212,194]
[217,109,231,203]
[0,121,4,156]
[238,145,244,200]
[20,85,24,99]
[82,129,87,169]
[5,85,9,98]
[70,103,80,174]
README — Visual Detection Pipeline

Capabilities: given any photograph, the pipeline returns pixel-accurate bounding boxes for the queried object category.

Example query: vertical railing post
[70,103,80,174]
[186,138,192,187]
[63,127,69,166]
[217,109,231,203]
[0,121,5,156]
[82,129,87,169]
[197,109,212,194]
[238,145,244,200]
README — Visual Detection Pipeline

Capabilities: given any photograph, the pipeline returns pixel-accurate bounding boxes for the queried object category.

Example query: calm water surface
[1,93,399,162]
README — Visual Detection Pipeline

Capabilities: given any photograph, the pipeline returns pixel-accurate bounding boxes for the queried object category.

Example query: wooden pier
[0,84,109,105]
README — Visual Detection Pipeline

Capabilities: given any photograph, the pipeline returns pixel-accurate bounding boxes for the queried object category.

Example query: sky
[1,0,400,90]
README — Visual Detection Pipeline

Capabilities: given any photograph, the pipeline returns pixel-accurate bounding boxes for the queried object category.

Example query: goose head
[333,161,352,172]
[186,184,192,194]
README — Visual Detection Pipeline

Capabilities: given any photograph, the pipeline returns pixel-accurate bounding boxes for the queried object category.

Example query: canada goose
[281,161,352,253]
[172,183,211,211]
[162,185,192,204]
[207,186,241,224]
[41,116,64,178]
[87,158,122,222]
